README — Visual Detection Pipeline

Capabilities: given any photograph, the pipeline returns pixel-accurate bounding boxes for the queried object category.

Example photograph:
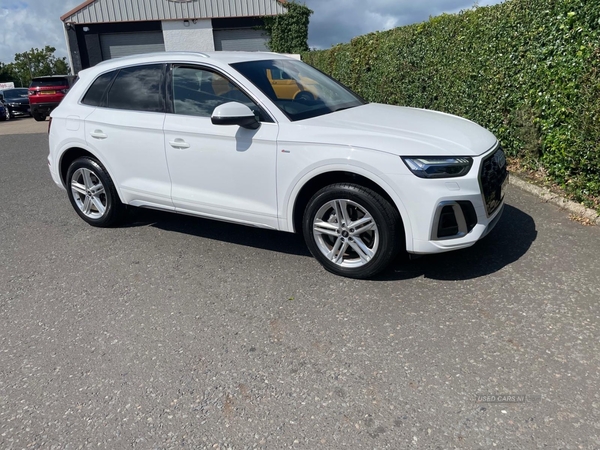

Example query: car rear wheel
[33,112,45,121]
[66,157,124,227]
[303,183,403,279]
[294,91,315,103]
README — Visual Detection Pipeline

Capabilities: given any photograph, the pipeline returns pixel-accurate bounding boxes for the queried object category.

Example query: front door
[163,65,279,229]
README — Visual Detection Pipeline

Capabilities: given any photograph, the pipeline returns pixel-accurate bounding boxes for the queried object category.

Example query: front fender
[280,160,414,252]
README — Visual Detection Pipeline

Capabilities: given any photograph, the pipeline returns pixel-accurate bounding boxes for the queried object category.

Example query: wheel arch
[58,146,126,204]
[290,170,411,250]
[59,147,97,187]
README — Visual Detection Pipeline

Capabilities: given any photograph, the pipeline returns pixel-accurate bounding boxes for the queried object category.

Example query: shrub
[263,2,313,54]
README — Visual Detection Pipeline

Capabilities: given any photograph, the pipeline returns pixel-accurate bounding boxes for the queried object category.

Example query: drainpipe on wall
[63,23,75,75]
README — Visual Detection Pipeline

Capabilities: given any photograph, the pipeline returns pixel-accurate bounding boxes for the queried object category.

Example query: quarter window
[81,71,116,107]
[106,64,164,112]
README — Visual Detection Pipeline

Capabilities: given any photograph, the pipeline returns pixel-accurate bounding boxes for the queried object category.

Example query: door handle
[169,138,190,149]
[90,130,107,139]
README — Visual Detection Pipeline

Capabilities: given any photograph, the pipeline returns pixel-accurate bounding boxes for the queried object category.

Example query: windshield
[231,59,365,121]
[30,78,69,88]
[2,88,28,98]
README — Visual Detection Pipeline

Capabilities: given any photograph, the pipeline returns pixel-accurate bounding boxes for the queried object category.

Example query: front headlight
[402,157,473,179]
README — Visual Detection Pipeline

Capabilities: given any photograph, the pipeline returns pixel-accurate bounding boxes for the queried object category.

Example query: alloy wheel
[312,199,380,268]
[70,168,107,219]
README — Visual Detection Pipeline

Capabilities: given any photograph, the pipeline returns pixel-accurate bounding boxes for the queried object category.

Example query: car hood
[297,103,498,156]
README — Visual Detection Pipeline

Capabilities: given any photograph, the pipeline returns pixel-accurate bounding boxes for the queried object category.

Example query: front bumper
[391,146,508,254]
[411,201,505,253]
[7,103,30,115]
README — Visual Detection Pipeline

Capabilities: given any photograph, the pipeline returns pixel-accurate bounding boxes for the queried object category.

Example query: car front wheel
[66,157,124,227]
[303,183,403,279]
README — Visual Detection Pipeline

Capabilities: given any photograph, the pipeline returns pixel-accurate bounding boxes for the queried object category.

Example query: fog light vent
[438,206,459,238]
[457,201,477,233]
[432,201,477,240]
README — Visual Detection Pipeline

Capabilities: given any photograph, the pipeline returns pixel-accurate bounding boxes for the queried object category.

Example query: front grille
[480,147,508,216]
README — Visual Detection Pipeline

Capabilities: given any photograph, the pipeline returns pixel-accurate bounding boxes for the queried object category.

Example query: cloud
[0,0,505,63]
[303,0,505,49]
[0,0,80,63]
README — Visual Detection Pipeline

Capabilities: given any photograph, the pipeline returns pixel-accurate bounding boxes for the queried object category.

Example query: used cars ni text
[48,52,508,279]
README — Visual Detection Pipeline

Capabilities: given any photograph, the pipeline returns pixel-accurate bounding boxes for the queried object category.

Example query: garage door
[100,32,165,60]
[214,29,269,52]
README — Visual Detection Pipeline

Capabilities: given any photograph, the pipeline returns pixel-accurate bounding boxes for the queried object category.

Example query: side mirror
[211,102,260,130]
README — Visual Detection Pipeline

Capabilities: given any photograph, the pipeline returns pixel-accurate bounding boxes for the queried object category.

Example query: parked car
[48,52,508,279]
[266,68,319,101]
[28,75,76,121]
[0,102,9,121]
[0,88,30,120]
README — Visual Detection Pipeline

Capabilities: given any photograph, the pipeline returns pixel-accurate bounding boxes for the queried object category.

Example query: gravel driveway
[1,132,599,449]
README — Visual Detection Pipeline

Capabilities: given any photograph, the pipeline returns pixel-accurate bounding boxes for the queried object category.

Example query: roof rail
[93,51,212,67]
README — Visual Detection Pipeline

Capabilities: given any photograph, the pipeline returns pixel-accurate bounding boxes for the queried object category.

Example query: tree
[263,2,313,54]
[0,62,17,84]
[10,46,69,87]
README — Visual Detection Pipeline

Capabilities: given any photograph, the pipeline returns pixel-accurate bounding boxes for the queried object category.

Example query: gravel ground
[0,116,48,135]
[1,133,599,449]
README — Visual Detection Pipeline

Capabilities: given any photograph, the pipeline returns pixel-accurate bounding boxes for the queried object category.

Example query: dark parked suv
[28,75,76,121]
[0,88,31,120]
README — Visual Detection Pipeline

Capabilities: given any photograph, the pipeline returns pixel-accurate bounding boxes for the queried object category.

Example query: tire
[294,91,315,103]
[33,111,46,121]
[66,157,124,227]
[302,183,403,279]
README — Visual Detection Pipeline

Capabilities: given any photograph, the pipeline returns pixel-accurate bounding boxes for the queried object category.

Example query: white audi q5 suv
[49,52,508,278]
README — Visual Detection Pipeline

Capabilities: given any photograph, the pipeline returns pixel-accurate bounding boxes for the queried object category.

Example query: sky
[0,0,504,64]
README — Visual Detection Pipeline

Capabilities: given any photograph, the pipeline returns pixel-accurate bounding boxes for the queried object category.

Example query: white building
[61,0,287,73]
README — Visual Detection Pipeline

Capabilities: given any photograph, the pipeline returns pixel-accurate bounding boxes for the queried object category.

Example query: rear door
[84,64,173,209]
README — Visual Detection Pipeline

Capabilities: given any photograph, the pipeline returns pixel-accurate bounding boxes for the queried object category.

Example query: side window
[270,69,291,80]
[172,66,260,119]
[81,71,116,107]
[106,64,164,112]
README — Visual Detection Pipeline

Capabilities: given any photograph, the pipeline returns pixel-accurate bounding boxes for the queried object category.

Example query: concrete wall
[162,19,215,52]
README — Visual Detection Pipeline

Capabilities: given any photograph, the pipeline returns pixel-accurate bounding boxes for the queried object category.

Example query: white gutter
[63,23,75,75]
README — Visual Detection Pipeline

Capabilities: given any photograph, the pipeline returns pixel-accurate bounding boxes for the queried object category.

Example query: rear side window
[106,64,164,113]
[31,78,70,88]
[81,71,117,107]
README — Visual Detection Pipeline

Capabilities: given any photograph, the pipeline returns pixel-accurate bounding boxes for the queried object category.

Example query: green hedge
[302,0,600,209]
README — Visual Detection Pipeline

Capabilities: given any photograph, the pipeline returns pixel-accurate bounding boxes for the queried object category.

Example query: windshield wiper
[332,106,356,113]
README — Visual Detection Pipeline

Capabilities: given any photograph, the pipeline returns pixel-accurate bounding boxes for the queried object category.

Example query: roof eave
[61,0,288,23]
